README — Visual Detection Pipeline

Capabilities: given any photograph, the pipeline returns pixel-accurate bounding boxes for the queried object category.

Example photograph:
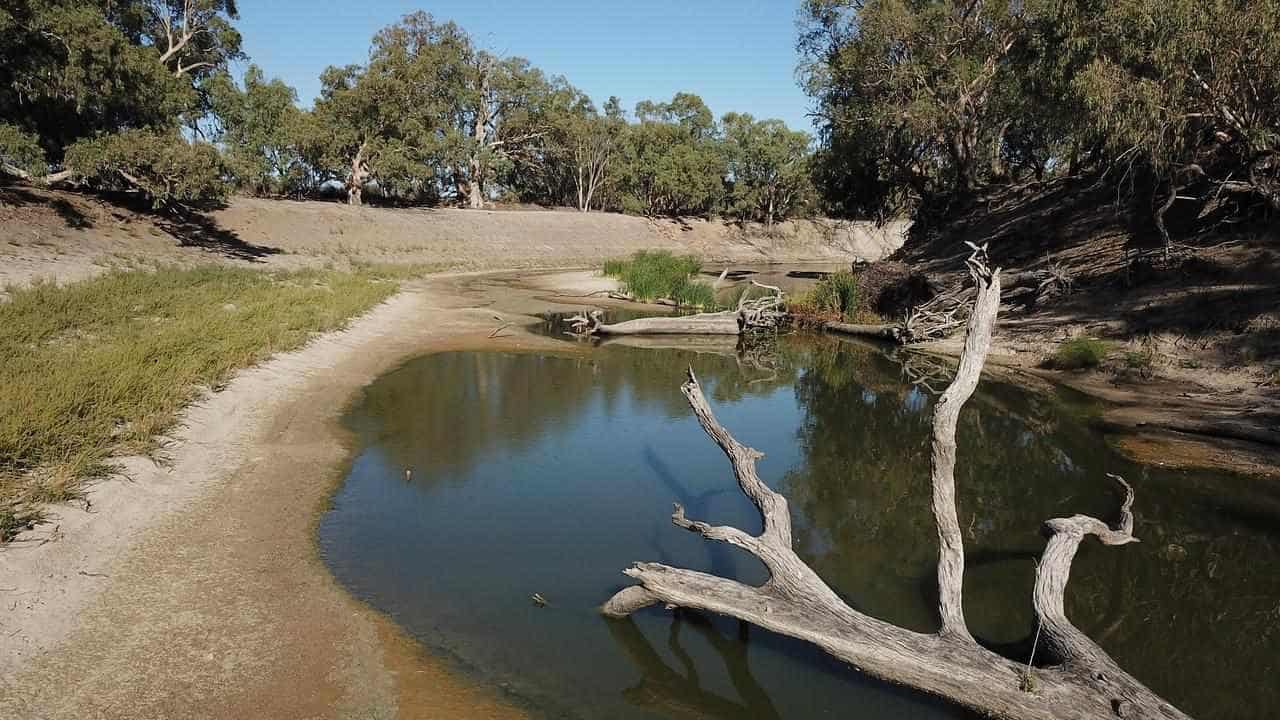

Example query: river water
[319,333,1280,719]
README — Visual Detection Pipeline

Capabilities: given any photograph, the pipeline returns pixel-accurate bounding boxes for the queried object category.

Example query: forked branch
[600,248,1190,720]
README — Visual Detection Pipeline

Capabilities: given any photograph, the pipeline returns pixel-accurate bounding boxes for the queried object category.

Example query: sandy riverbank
[0,272,618,720]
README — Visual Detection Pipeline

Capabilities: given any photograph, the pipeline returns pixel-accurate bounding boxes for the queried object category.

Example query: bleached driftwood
[601,249,1190,720]
[568,281,787,337]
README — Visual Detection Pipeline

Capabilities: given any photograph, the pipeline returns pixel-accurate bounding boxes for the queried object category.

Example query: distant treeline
[0,3,814,224]
[2,1,1277,233]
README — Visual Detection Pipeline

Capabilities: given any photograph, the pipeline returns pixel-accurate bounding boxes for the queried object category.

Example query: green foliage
[64,130,228,207]
[0,123,47,176]
[800,0,1280,221]
[1052,337,1109,370]
[1124,349,1155,370]
[800,0,1022,216]
[669,279,718,310]
[0,265,401,538]
[0,1,241,162]
[605,250,706,304]
[808,271,861,321]
[616,94,728,216]
[602,258,628,277]
[207,65,307,196]
[721,112,816,225]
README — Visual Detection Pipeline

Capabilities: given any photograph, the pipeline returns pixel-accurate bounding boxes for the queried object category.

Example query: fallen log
[2,163,75,186]
[569,282,786,337]
[571,310,742,336]
[822,321,904,342]
[601,248,1190,720]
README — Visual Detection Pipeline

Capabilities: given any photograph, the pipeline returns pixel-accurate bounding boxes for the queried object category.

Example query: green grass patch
[0,265,404,539]
[1052,337,1109,370]
[602,250,716,308]
[670,280,718,310]
[789,271,862,322]
[602,257,628,277]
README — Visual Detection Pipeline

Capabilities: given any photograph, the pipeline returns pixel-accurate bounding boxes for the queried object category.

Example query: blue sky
[233,0,815,132]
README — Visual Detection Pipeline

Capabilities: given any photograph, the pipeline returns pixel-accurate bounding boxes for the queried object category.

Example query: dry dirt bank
[911,334,1280,480]
[0,272,617,720]
[887,180,1278,478]
[0,185,905,293]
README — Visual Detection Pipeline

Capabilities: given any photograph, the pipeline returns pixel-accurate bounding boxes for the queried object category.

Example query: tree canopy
[0,0,241,204]
[0,8,817,219]
[799,0,1280,233]
[8,1,1274,233]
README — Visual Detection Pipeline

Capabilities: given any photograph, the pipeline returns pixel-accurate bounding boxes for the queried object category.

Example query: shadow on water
[320,334,1280,720]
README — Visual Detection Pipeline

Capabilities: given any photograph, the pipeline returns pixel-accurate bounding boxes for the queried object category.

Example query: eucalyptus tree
[452,53,571,208]
[0,0,240,203]
[301,13,471,205]
[534,94,626,211]
[1032,0,1280,246]
[206,65,306,196]
[803,0,1034,215]
[617,93,728,216]
[800,0,1022,214]
[721,112,815,227]
[138,0,243,80]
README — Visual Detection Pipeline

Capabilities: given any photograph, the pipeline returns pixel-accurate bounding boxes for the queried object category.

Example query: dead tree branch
[568,283,788,337]
[601,248,1190,720]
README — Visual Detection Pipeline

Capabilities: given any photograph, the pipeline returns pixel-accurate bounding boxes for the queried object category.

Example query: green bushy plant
[605,250,705,304]
[1052,337,1109,370]
[0,124,47,177]
[64,130,228,208]
[807,271,860,321]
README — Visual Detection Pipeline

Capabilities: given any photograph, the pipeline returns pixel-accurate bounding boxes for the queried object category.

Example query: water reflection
[608,615,780,720]
[321,336,1280,720]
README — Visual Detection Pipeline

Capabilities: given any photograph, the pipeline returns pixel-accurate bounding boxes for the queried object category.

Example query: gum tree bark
[347,141,371,207]
[601,249,1192,720]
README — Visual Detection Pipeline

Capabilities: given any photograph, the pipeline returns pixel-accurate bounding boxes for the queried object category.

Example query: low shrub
[1124,347,1157,372]
[1052,337,1109,370]
[64,130,228,208]
[0,123,47,177]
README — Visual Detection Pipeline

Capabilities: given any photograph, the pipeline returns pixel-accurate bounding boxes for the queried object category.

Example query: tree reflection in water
[324,334,1280,720]
[608,614,779,720]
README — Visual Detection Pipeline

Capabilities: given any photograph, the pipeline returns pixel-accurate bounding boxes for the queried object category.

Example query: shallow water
[320,335,1280,719]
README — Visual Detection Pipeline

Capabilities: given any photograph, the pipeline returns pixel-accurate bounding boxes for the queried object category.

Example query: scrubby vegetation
[789,271,879,324]
[603,251,718,308]
[0,265,409,540]
[807,271,860,320]
[1051,338,1110,370]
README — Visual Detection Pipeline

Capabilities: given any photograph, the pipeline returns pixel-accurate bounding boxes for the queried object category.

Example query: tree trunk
[990,121,1011,181]
[601,249,1192,720]
[347,142,370,207]
[469,59,493,210]
[823,321,903,342]
[468,154,485,209]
